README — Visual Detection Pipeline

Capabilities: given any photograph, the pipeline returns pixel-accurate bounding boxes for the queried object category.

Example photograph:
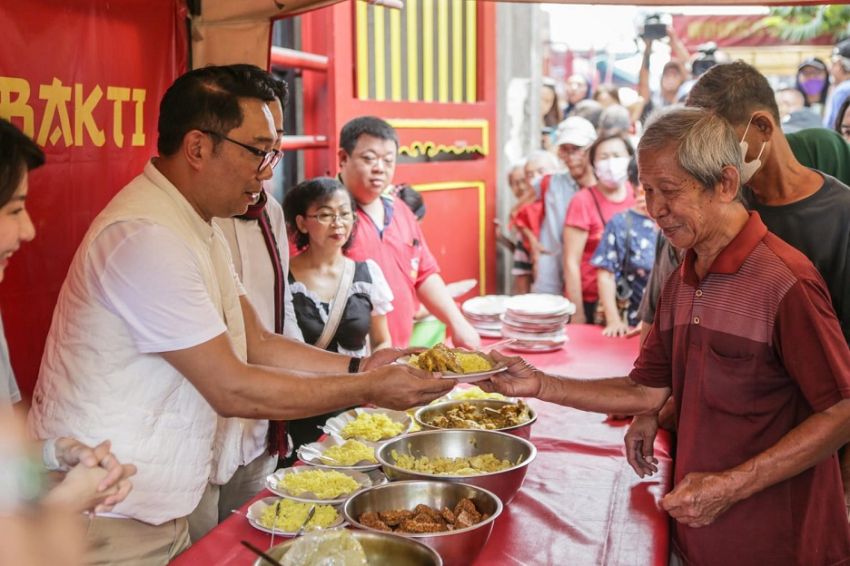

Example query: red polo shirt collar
[681,211,768,286]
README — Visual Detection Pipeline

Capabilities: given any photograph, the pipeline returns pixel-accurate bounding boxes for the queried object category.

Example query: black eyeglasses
[201,130,282,172]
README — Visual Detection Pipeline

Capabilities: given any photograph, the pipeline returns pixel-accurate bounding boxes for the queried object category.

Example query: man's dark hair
[686,61,781,126]
[226,64,290,109]
[627,156,639,188]
[588,133,635,166]
[396,184,426,221]
[282,176,358,251]
[339,116,399,155]
[157,65,276,156]
[0,118,44,208]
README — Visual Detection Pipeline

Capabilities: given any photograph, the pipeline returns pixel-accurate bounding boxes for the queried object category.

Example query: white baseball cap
[555,116,598,148]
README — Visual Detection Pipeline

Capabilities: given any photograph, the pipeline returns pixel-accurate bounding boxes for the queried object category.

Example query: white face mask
[594,156,630,187]
[739,117,766,185]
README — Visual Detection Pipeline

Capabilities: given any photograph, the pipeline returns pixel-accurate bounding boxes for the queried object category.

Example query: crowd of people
[3,30,850,566]
[503,31,850,340]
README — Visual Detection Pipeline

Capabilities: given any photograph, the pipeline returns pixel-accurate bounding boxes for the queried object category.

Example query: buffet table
[172,325,673,565]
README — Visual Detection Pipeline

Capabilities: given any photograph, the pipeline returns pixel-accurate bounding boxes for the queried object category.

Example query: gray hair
[525,149,560,173]
[638,106,742,198]
[598,104,631,136]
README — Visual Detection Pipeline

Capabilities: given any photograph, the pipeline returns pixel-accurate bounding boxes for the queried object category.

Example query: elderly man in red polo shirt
[340,116,480,349]
[483,106,850,565]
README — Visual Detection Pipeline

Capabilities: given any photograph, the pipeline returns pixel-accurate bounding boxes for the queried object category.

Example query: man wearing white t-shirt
[28,65,453,565]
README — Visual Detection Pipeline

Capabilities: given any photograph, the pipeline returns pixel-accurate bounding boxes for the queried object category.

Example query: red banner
[0,1,187,400]
[672,14,834,50]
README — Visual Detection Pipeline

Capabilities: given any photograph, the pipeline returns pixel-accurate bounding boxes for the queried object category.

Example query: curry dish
[425,401,531,431]
[359,498,488,533]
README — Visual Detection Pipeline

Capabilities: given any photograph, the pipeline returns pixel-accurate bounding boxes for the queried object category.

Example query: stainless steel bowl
[377,429,536,504]
[414,399,537,439]
[255,529,443,565]
[343,480,501,566]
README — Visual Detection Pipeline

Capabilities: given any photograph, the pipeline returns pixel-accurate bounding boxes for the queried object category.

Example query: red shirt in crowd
[564,185,635,302]
[631,213,850,565]
[345,195,439,348]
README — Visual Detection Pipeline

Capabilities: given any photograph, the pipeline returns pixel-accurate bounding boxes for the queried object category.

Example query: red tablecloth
[172,325,673,565]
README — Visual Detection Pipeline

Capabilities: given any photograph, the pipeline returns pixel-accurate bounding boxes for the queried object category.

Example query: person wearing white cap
[530,116,597,296]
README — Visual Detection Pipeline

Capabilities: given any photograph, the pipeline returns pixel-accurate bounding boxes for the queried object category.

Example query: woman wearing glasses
[281,177,394,459]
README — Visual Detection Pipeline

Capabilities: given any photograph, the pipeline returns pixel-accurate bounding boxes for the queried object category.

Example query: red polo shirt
[631,212,850,565]
[345,195,440,347]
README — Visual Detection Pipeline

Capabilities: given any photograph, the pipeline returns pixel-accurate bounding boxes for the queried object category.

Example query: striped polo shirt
[632,212,850,565]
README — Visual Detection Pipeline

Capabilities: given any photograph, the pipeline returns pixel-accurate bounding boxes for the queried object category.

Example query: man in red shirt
[340,116,480,349]
[484,107,850,565]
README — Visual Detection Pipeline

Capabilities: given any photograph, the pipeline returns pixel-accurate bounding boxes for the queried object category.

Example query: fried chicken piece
[455,509,478,529]
[399,518,447,533]
[452,498,480,520]
[359,511,391,531]
[413,504,444,523]
[416,344,464,373]
[440,506,456,524]
[378,509,413,527]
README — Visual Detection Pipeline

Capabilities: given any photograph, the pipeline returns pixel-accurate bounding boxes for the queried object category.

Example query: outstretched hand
[479,351,545,398]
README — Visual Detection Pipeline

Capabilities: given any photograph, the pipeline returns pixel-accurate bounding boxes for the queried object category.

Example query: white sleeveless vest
[28,161,247,525]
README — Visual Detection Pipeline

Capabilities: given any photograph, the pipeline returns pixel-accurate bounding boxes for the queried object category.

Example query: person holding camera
[637,19,690,123]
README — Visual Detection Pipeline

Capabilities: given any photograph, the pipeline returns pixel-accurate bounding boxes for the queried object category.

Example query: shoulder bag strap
[314,258,356,350]
[588,188,607,226]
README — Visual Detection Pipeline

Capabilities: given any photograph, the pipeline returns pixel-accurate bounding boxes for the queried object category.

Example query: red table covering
[171,325,673,565]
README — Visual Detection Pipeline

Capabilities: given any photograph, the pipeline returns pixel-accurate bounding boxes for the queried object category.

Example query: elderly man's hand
[367,364,455,410]
[661,471,740,527]
[479,351,545,398]
[624,415,659,478]
[54,438,137,511]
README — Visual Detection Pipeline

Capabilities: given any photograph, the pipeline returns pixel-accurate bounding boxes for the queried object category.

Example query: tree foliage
[761,5,850,42]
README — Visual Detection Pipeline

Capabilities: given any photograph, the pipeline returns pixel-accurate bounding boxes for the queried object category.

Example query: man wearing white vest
[27,66,454,565]
[194,68,305,542]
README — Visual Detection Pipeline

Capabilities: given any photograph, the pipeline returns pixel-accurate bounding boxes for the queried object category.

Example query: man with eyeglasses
[28,66,454,563]
[338,116,481,350]
[531,116,597,296]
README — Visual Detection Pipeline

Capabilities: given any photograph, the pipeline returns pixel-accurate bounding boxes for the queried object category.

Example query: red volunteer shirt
[345,195,439,347]
[632,212,850,565]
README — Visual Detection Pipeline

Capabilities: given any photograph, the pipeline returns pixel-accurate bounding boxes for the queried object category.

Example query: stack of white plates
[461,295,510,338]
[502,294,576,352]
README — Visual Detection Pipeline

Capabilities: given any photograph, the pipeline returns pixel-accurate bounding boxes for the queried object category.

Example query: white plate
[296,436,382,472]
[246,496,345,535]
[398,353,507,382]
[505,294,576,316]
[266,466,373,505]
[505,342,566,353]
[322,407,412,444]
[462,295,510,317]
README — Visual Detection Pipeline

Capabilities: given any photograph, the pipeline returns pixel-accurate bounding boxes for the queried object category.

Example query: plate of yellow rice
[246,497,344,535]
[266,466,373,505]
[322,408,412,444]
[297,437,382,472]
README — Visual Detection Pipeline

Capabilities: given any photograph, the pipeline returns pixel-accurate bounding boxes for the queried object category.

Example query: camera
[691,42,718,77]
[640,14,667,41]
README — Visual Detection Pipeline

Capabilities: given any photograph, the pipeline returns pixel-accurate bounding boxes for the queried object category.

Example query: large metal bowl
[414,399,537,439]
[376,429,536,504]
[255,529,442,565]
[343,480,501,566]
